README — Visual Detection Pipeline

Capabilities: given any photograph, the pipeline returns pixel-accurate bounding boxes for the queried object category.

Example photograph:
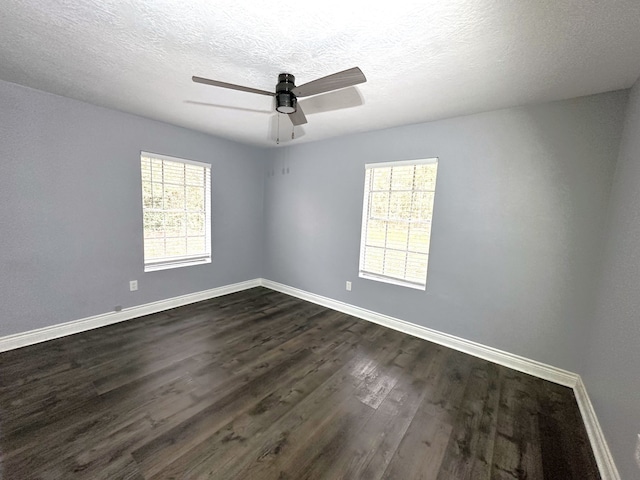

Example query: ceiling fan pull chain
[276,113,280,145]
[292,124,295,140]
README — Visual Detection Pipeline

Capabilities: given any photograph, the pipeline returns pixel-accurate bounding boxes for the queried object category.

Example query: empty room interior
[1,1,640,479]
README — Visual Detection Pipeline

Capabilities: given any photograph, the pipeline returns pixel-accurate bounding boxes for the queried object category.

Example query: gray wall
[263,92,628,373]
[0,80,265,337]
[584,81,640,479]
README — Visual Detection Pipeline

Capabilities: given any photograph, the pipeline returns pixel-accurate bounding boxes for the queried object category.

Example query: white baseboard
[259,278,619,480]
[573,377,621,480]
[0,278,261,353]
[261,279,578,387]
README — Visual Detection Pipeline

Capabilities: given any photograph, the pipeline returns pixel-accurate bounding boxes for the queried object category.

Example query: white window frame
[141,151,212,272]
[358,158,438,290]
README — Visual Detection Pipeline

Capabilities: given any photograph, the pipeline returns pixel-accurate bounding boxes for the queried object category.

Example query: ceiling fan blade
[192,76,274,96]
[289,105,308,126]
[292,67,366,98]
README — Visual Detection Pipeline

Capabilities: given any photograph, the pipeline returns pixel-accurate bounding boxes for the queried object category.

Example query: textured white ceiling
[1,0,639,147]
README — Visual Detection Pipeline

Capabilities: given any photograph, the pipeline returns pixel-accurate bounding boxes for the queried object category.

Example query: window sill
[359,272,426,291]
[144,257,211,272]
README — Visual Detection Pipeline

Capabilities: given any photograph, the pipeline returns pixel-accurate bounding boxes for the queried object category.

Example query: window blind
[359,158,438,290]
[141,152,211,271]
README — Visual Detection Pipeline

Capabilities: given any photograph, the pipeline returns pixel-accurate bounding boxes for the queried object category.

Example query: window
[359,158,438,290]
[141,152,211,272]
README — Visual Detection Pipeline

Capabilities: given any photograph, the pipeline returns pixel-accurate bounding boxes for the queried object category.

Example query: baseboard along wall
[0,277,620,479]
[0,278,261,353]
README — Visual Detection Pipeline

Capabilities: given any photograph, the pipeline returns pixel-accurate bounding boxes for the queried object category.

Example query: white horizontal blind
[141,152,211,271]
[359,158,438,289]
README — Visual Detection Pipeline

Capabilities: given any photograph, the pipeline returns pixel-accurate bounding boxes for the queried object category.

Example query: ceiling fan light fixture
[276,92,296,114]
[192,67,365,129]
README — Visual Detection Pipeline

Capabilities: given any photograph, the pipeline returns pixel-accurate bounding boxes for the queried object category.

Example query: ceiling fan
[192,67,366,126]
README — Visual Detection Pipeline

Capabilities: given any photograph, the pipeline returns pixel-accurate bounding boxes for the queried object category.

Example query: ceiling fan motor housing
[276,73,297,114]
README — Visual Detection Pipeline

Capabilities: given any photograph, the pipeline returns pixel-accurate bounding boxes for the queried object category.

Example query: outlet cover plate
[130,280,138,291]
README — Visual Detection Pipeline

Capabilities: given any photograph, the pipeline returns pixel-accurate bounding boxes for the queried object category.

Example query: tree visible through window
[359,158,438,289]
[141,152,211,271]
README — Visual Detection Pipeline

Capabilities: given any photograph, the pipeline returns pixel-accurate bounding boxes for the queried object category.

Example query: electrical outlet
[129,280,138,292]
[635,434,640,470]
[346,281,352,291]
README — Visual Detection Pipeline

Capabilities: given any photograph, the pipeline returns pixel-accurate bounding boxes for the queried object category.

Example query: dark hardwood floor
[0,287,600,479]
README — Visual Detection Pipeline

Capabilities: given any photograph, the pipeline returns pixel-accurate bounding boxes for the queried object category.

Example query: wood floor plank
[1,373,198,478]
[490,372,546,479]
[436,360,502,480]
[213,364,377,479]
[130,310,358,477]
[0,287,602,479]
[381,410,453,479]
[537,380,601,479]
[131,347,314,477]
[147,341,360,479]
[196,333,408,480]
[354,343,447,480]
[303,342,442,480]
